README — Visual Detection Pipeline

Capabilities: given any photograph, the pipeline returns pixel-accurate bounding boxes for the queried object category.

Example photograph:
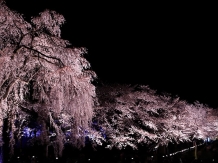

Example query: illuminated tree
[94,84,177,149]
[94,84,218,150]
[1,1,218,160]
[167,101,218,142]
[0,1,96,157]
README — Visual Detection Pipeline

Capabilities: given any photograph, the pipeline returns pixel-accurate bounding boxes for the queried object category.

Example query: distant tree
[94,84,179,149]
[0,1,96,157]
[94,84,218,150]
[167,100,218,142]
[201,107,218,139]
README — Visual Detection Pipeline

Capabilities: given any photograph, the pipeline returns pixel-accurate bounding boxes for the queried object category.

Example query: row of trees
[1,1,218,159]
[95,84,218,150]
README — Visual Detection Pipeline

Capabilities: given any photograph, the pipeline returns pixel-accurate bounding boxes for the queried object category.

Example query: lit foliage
[0,1,96,156]
[1,1,218,157]
[94,84,218,150]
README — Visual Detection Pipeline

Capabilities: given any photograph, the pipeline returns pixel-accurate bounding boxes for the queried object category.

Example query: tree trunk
[193,141,197,160]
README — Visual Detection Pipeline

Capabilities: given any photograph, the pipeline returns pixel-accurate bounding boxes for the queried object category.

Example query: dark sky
[5,1,217,108]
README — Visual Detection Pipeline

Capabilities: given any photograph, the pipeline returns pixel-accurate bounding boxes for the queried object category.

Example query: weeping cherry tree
[0,1,96,157]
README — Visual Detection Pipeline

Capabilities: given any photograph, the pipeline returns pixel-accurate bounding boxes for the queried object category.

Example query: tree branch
[19,45,65,67]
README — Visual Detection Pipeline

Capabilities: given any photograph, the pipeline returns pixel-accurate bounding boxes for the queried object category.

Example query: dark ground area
[1,139,218,163]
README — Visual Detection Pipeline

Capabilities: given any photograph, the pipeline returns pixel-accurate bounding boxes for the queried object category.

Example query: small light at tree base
[56,157,58,159]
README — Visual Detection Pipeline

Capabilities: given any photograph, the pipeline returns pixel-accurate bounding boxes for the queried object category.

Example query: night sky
[5,1,217,108]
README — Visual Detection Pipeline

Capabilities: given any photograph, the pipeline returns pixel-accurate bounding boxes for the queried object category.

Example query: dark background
[5,0,217,108]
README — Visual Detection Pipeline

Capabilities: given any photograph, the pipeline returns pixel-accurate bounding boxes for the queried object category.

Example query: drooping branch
[15,45,65,67]
[2,78,26,100]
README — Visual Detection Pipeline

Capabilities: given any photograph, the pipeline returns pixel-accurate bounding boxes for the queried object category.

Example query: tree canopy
[1,1,218,159]
[0,1,96,156]
[94,84,218,150]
